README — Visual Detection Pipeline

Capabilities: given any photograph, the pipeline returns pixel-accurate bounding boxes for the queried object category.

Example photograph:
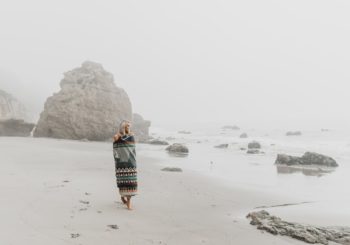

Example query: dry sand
[0,137,308,244]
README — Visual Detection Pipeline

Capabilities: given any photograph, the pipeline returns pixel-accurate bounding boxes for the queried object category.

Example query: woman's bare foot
[121,196,127,204]
[126,196,132,210]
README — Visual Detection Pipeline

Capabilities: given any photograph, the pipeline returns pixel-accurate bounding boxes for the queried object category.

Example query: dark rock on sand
[0,119,35,137]
[166,143,189,153]
[34,61,132,141]
[107,225,119,230]
[161,167,183,172]
[275,152,338,167]
[286,131,302,136]
[239,133,248,138]
[147,139,169,145]
[248,141,261,149]
[247,210,350,245]
[247,149,261,154]
[132,113,151,142]
[214,143,229,149]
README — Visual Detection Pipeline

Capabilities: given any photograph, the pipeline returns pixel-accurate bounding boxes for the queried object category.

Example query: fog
[1,0,350,129]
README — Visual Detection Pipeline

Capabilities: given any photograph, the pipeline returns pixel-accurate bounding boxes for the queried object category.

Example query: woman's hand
[113,133,121,141]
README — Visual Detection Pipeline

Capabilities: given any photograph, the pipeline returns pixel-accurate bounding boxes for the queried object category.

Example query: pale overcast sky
[1,0,350,129]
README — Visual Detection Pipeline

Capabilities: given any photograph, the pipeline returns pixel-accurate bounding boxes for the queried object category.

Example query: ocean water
[138,123,350,225]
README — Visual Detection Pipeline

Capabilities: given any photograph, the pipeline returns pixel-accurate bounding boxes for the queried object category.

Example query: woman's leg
[126,196,132,210]
[121,196,127,204]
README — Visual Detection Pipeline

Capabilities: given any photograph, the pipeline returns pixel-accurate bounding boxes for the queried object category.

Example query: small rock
[166,143,189,153]
[107,225,119,230]
[161,167,183,172]
[239,133,248,138]
[214,143,229,149]
[248,141,261,149]
[286,131,302,136]
[79,200,90,205]
[71,233,80,239]
[247,149,260,154]
[147,139,169,145]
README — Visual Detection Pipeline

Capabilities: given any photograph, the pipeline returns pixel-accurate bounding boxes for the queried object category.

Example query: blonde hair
[118,120,131,136]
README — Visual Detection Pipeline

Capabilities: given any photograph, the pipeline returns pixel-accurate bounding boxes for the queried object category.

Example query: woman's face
[125,122,131,132]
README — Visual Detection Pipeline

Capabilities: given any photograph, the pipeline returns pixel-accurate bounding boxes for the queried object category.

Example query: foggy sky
[1,0,350,130]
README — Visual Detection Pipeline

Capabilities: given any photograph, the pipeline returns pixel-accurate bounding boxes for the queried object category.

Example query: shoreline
[0,137,339,244]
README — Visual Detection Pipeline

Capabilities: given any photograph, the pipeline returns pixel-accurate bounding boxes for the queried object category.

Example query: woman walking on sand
[113,120,137,210]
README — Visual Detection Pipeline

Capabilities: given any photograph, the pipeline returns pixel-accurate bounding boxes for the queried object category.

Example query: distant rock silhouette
[0,119,35,137]
[132,113,151,142]
[34,61,132,141]
[0,89,27,120]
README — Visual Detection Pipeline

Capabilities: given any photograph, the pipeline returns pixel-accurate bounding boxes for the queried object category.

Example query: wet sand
[0,137,329,244]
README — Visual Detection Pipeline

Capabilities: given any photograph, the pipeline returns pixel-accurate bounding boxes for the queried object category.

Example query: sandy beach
[0,137,312,245]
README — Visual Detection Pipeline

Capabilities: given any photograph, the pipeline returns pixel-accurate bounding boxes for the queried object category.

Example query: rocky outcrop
[239,133,248,138]
[34,61,132,141]
[0,119,35,137]
[166,143,189,153]
[275,152,338,167]
[247,210,350,245]
[286,131,302,136]
[248,141,261,149]
[132,113,151,142]
[0,90,27,120]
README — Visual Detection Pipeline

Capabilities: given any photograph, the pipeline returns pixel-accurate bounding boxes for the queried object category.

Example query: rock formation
[248,141,261,149]
[166,143,189,153]
[275,152,338,167]
[0,89,27,120]
[132,113,151,142]
[247,210,350,245]
[0,119,35,137]
[34,61,132,141]
[239,133,248,138]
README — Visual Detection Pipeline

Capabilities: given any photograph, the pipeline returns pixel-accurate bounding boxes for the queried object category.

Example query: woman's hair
[118,120,131,136]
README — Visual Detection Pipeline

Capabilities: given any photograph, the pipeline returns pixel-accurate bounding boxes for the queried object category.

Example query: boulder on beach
[286,131,302,136]
[34,61,132,141]
[214,143,229,149]
[247,149,261,154]
[166,143,189,153]
[132,113,151,142]
[0,89,27,120]
[248,141,261,149]
[147,139,169,145]
[247,210,350,245]
[275,152,338,167]
[0,119,35,137]
[161,167,183,172]
[222,125,240,130]
[239,133,248,138]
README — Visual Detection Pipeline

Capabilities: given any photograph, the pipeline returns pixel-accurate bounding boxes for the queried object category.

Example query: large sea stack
[34,61,132,141]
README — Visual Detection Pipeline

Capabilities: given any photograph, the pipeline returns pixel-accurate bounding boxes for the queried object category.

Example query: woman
[113,120,137,210]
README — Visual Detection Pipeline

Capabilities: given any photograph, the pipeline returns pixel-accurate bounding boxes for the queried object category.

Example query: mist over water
[1,0,350,129]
